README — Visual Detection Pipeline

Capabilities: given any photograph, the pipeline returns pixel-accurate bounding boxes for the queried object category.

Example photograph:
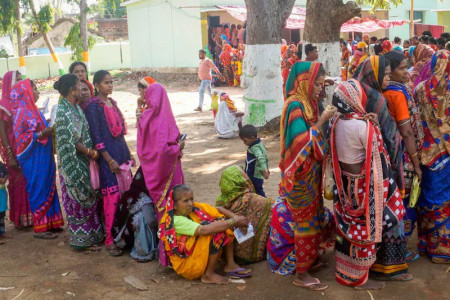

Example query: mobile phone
[180,134,187,141]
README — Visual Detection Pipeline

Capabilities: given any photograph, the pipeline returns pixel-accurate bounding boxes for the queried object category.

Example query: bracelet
[227,218,236,229]
[107,159,116,166]
[86,149,91,157]
[411,152,418,158]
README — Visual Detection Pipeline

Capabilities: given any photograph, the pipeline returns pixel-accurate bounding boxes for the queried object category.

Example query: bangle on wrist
[87,149,91,156]
[411,152,418,158]
[108,159,115,166]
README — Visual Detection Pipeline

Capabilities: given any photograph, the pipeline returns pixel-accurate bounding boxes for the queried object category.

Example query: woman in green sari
[216,166,273,264]
[54,74,104,250]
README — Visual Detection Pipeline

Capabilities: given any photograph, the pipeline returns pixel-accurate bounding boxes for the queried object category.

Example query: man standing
[237,24,245,46]
[195,49,222,112]
[304,44,318,61]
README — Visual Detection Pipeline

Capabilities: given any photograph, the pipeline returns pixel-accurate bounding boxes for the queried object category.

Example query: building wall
[97,18,129,41]
[437,11,450,33]
[29,20,75,48]
[0,42,131,80]
[125,0,202,69]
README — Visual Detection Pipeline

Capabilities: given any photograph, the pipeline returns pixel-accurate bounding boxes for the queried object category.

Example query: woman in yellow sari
[159,185,252,284]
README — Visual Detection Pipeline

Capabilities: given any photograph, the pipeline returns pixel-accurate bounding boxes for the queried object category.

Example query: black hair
[384,51,406,71]
[404,39,410,44]
[370,36,378,42]
[69,61,88,75]
[172,184,192,202]
[437,37,446,46]
[422,30,432,37]
[412,35,419,40]
[446,41,450,51]
[394,36,401,44]
[304,44,317,56]
[223,24,229,29]
[374,43,383,55]
[317,64,326,77]
[420,35,430,43]
[53,74,78,97]
[239,124,257,139]
[429,37,437,45]
[137,82,146,89]
[441,32,450,41]
[30,80,36,88]
[199,49,206,54]
[92,70,111,96]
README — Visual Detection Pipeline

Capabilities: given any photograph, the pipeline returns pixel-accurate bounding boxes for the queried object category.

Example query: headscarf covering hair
[281,44,288,56]
[382,40,393,53]
[411,44,435,82]
[139,76,156,88]
[0,71,18,117]
[353,56,404,191]
[357,42,368,49]
[80,79,94,97]
[220,92,237,112]
[10,79,49,155]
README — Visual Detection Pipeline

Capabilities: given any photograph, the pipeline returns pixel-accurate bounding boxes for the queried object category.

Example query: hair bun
[53,80,61,90]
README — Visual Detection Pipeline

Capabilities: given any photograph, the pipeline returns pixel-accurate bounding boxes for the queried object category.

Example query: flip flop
[106,244,123,257]
[406,251,419,262]
[293,278,328,291]
[225,268,252,279]
[33,232,58,240]
[373,273,414,282]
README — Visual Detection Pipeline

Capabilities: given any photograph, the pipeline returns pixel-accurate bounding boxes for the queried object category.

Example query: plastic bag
[322,156,335,201]
[90,160,100,190]
[408,175,421,208]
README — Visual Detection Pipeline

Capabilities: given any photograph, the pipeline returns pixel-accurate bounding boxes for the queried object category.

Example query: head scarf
[139,76,156,88]
[280,62,325,192]
[220,93,236,112]
[0,71,19,117]
[216,166,255,206]
[353,56,404,191]
[78,79,95,111]
[414,50,450,166]
[220,44,233,66]
[382,40,393,53]
[80,79,94,97]
[281,44,288,56]
[10,79,48,155]
[413,60,432,88]
[357,42,368,49]
[137,83,181,212]
[411,44,435,82]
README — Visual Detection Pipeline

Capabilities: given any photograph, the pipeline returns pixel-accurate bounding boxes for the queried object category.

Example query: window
[408,10,424,23]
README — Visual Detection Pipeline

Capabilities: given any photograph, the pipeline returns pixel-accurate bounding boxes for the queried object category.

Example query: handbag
[89,160,100,190]
[408,175,421,208]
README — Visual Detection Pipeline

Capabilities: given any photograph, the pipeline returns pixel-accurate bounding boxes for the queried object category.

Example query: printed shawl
[216,165,255,206]
[411,44,435,83]
[55,98,96,207]
[0,71,18,117]
[414,50,450,167]
[158,191,230,258]
[280,62,326,193]
[10,79,48,155]
[353,56,404,192]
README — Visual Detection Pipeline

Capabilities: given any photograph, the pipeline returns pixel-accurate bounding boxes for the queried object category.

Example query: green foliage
[0,49,9,58]
[355,0,403,12]
[100,0,127,18]
[37,4,55,33]
[64,22,96,61]
[0,0,17,34]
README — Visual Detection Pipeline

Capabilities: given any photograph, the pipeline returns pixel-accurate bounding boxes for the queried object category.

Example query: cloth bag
[322,155,334,201]
[90,161,100,190]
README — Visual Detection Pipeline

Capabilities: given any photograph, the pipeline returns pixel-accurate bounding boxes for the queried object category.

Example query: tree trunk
[15,0,26,78]
[241,0,296,126]
[80,0,89,71]
[28,0,65,76]
[304,0,360,78]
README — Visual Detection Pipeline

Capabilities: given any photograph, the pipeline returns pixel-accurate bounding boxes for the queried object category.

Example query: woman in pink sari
[137,83,185,266]
[0,71,32,228]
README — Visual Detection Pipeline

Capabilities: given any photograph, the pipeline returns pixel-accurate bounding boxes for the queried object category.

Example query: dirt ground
[0,71,448,300]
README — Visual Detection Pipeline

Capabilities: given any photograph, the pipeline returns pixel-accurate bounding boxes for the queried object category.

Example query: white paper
[234,224,254,244]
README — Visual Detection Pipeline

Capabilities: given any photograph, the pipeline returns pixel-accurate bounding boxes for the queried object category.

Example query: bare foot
[354,279,386,290]
[201,272,231,285]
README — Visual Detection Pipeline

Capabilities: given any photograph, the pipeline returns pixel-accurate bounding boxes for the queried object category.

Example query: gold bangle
[411,152,418,157]
[87,149,91,156]
[108,159,115,166]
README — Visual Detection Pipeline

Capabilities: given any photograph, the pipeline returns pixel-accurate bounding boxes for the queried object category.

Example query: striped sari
[279,62,335,274]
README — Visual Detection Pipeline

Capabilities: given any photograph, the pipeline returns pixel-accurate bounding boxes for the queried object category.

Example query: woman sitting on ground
[216,166,273,264]
[215,93,243,139]
[159,184,252,284]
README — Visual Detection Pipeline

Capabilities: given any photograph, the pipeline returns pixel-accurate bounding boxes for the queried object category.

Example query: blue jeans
[198,80,212,108]
[250,177,266,197]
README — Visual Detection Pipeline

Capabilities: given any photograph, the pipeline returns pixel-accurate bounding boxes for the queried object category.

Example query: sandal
[293,278,328,291]
[224,268,252,279]
[33,232,58,240]
[84,245,102,252]
[406,251,420,262]
[106,244,123,257]
[373,273,413,281]
[431,257,450,264]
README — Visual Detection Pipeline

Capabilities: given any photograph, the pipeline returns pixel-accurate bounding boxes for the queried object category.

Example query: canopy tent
[216,5,410,33]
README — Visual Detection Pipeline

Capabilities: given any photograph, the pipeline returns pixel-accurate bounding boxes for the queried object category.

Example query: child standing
[0,162,10,245]
[211,90,219,119]
[239,125,269,197]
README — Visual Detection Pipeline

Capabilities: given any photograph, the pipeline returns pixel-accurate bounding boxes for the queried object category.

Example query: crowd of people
[0,27,449,292]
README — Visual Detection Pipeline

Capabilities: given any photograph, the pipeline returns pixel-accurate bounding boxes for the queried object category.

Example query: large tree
[241,0,296,127]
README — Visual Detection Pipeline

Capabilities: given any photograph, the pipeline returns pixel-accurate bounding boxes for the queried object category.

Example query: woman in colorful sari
[353,56,413,281]
[330,79,406,289]
[136,76,156,122]
[78,79,94,111]
[220,44,234,86]
[383,51,425,261]
[278,62,337,291]
[159,185,251,284]
[410,44,435,83]
[340,40,351,81]
[137,83,185,265]
[54,74,104,250]
[216,166,273,264]
[0,71,32,228]
[215,93,243,139]
[10,79,64,238]
[414,50,450,264]
[85,70,134,256]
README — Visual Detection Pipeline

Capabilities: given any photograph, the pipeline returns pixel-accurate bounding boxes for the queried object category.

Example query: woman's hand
[233,215,249,228]
[414,164,423,182]
[179,140,185,151]
[318,106,337,127]
[130,154,136,166]
[365,113,380,127]
[108,160,121,174]
[41,127,53,137]
[8,155,19,170]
